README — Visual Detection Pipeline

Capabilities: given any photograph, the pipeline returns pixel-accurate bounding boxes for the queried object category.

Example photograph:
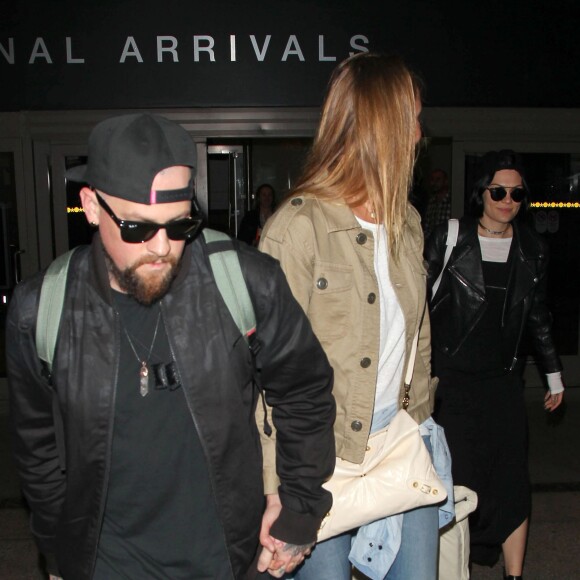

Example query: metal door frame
[207,144,248,236]
[0,138,30,284]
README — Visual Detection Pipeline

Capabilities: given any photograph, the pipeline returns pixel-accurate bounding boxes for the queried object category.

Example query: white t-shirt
[356,217,406,412]
[478,235,512,262]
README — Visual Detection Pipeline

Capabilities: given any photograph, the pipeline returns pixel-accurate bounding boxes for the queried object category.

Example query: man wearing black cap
[6,113,335,580]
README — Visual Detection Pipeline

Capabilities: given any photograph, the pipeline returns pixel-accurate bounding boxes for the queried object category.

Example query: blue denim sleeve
[420,417,455,528]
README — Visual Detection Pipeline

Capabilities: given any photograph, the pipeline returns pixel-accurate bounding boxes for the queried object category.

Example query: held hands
[544,390,563,412]
[257,494,314,577]
[257,540,314,578]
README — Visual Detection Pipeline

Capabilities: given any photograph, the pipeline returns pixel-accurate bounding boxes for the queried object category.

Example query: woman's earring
[90,221,98,227]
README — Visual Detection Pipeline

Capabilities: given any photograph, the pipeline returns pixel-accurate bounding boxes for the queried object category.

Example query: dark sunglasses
[487,186,527,203]
[95,193,202,243]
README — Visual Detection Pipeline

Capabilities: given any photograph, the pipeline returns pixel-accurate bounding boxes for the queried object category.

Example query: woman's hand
[257,493,313,577]
[544,390,563,412]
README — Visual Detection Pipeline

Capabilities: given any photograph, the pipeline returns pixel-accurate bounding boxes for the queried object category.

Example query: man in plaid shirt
[423,169,451,238]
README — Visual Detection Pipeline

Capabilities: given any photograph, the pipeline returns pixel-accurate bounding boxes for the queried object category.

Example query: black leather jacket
[7,234,335,579]
[425,216,562,374]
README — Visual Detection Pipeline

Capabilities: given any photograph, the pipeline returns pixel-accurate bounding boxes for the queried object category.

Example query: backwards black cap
[66,113,197,204]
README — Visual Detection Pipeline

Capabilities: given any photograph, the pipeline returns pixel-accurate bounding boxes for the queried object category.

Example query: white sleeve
[546,372,565,394]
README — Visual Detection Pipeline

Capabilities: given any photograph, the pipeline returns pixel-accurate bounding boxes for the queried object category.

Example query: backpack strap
[35,247,79,474]
[202,229,270,435]
[202,229,257,344]
[431,218,459,300]
[36,248,79,376]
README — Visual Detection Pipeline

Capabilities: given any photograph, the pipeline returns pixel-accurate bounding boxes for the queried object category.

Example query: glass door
[49,145,91,257]
[0,142,25,377]
[207,144,248,237]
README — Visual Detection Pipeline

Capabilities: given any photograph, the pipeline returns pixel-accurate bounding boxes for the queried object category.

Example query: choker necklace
[123,311,161,397]
[478,221,509,236]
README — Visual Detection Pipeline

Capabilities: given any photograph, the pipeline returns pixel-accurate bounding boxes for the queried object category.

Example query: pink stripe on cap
[150,189,157,204]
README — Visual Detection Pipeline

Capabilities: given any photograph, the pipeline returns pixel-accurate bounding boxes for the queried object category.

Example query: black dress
[433,257,531,567]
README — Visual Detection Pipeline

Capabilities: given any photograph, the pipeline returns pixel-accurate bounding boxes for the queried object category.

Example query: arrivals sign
[0,0,576,111]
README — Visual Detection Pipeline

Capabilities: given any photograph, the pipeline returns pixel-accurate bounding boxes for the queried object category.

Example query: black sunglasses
[486,186,527,203]
[95,193,202,243]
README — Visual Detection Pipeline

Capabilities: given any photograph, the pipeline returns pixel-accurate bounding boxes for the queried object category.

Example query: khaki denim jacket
[259,195,437,492]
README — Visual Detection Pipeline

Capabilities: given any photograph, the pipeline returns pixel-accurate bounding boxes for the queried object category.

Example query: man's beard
[103,248,181,305]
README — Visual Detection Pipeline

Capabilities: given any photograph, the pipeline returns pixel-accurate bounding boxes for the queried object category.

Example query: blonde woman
[259,52,444,580]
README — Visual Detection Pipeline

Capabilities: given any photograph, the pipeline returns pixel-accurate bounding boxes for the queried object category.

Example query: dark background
[1,0,577,111]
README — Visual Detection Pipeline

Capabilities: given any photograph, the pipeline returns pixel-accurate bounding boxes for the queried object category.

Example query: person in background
[6,113,335,580]
[238,183,276,246]
[425,150,564,580]
[422,168,451,238]
[260,52,445,580]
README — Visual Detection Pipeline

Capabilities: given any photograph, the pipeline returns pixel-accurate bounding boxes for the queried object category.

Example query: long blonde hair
[293,52,421,258]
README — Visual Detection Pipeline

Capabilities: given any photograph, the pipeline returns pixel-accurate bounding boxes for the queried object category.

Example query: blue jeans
[287,503,438,580]
[386,502,439,579]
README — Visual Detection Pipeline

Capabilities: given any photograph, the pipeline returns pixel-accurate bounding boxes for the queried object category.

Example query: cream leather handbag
[317,331,446,542]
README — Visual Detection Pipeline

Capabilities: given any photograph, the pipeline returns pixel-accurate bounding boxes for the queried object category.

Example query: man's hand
[257,494,314,577]
[257,539,314,578]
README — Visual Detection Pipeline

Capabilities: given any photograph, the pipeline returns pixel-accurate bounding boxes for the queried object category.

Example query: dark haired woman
[425,150,564,579]
[238,183,276,246]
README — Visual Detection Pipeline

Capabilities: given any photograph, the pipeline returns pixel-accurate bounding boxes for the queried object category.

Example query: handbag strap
[402,328,419,410]
[431,218,459,299]
[403,217,455,408]
[402,218,459,408]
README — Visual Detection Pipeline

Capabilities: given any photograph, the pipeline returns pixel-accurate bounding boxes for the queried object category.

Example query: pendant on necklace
[139,361,149,397]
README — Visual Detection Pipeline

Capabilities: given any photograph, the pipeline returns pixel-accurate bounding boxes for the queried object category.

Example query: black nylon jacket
[7,233,335,580]
[424,216,562,374]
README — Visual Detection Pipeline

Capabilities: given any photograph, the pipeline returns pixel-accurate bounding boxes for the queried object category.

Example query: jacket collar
[312,198,361,233]
[88,234,115,304]
[314,197,422,248]
[450,216,543,314]
[447,217,486,298]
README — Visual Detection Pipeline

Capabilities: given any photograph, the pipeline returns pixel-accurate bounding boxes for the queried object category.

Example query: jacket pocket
[308,261,353,341]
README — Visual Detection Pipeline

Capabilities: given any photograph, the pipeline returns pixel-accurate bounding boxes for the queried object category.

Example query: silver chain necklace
[122,311,161,397]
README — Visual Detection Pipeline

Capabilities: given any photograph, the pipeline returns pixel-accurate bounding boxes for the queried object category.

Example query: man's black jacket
[7,233,335,579]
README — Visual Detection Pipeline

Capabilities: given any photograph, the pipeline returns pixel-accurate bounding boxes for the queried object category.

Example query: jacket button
[533,277,538,283]
[316,277,328,290]
[291,197,303,206]
[360,357,371,368]
[351,420,363,432]
[356,232,367,245]
[367,293,376,304]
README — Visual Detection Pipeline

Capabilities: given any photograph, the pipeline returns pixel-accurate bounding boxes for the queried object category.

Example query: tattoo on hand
[282,541,315,557]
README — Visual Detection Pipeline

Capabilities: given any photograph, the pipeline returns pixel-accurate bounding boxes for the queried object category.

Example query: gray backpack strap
[431,218,459,300]
[202,229,256,342]
[35,247,79,474]
[36,248,78,374]
[202,229,270,433]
